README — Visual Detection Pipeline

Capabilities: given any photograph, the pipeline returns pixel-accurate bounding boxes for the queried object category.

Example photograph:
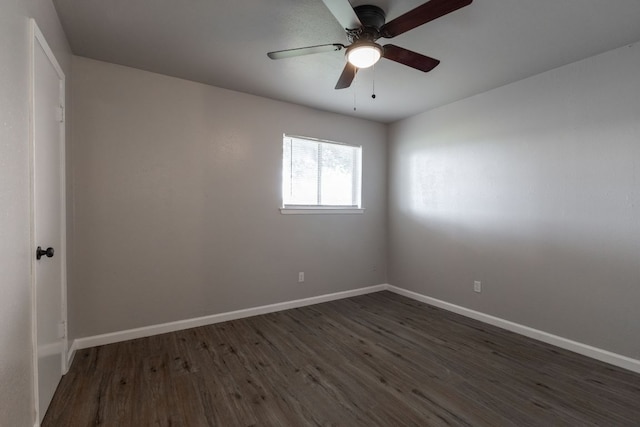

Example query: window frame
[280,134,364,215]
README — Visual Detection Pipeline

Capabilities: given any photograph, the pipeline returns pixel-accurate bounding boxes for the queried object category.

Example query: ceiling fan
[267,0,473,89]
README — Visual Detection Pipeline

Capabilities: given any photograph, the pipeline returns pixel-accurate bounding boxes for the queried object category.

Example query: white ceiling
[53,0,640,123]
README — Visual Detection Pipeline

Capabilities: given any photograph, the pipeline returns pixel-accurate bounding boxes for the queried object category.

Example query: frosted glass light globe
[346,43,382,68]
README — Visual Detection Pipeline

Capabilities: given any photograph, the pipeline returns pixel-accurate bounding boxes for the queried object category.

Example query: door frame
[29,19,68,424]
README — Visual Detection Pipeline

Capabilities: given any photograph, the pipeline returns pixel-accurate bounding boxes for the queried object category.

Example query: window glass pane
[320,143,356,206]
[285,138,318,205]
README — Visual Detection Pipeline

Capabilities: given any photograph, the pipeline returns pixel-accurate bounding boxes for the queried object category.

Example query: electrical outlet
[298,272,304,283]
[474,280,482,293]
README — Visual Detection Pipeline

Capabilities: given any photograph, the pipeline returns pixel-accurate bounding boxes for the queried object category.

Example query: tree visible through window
[282,135,362,208]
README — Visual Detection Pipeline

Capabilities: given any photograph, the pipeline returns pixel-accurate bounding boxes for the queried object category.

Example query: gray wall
[0,1,71,426]
[388,42,640,359]
[69,56,387,340]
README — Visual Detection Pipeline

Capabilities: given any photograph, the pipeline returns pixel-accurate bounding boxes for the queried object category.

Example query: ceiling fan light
[346,43,382,68]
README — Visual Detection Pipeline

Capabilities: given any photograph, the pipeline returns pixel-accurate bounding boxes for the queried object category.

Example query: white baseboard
[386,285,640,374]
[67,283,640,375]
[70,284,387,354]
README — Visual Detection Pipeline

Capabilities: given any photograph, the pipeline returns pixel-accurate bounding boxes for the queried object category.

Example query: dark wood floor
[44,291,640,426]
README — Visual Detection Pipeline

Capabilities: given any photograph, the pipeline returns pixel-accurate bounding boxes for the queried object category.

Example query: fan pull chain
[372,64,376,99]
[353,71,358,111]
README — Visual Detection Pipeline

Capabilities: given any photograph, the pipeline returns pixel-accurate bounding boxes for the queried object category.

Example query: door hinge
[58,321,66,339]
[58,105,65,123]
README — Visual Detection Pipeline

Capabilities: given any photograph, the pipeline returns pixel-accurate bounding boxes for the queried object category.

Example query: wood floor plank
[43,291,640,426]
[307,298,584,426]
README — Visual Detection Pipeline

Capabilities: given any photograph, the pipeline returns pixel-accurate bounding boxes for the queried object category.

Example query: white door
[31,20,67,424]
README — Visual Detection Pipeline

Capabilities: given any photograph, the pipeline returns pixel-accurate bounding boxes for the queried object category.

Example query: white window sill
[280,207,365,215]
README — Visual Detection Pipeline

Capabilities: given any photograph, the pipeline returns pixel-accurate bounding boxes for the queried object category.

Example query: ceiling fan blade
[267,44,345,60]
[321,0,362,30]
[380,0,472,38]
[335,62,358,89]
[383,44,440,72]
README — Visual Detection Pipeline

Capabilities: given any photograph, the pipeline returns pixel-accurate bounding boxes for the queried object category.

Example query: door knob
[36,246,55,260]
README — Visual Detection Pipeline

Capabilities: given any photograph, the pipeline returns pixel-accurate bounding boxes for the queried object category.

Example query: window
[281,135,363,214]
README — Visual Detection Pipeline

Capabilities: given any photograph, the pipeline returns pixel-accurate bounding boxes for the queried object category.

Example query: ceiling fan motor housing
[350,5,386,42]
